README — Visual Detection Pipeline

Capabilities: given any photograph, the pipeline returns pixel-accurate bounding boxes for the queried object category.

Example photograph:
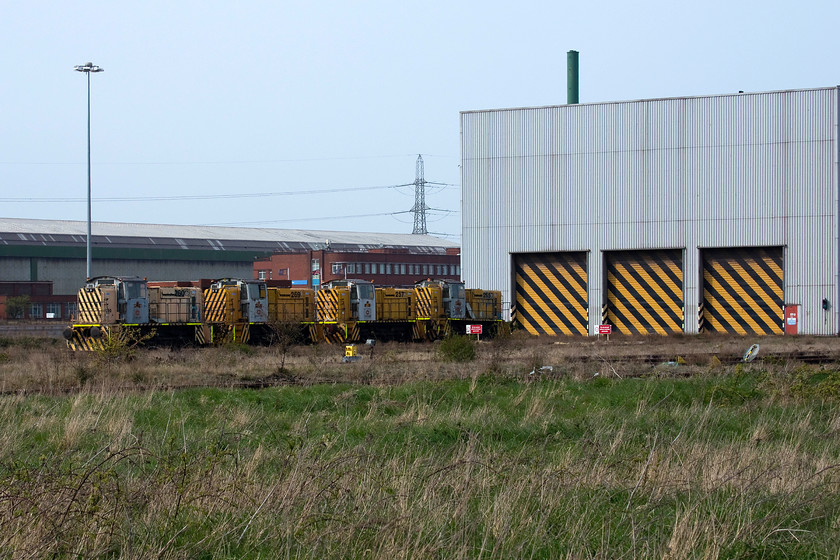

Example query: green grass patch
[0,374,839,558]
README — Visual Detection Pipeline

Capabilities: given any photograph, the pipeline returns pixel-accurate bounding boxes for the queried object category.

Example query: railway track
[584,350,840,365]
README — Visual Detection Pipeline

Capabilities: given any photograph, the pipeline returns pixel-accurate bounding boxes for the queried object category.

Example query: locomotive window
[246,283,262,300]
[452,284,465,299]
[356,283,374,300]
[124,281,146,300]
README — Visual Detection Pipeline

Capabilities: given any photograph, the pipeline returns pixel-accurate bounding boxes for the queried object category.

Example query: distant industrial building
[0,281,74,321]
[254,246,461,288]
[461,86,840,336]
[0,218,459,317]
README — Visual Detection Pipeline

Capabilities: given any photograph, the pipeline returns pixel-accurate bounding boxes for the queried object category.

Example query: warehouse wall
[0,257,253,295]
[461,87,840,335]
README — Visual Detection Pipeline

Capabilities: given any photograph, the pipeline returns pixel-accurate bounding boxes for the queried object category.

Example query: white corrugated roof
[0,217,458,248]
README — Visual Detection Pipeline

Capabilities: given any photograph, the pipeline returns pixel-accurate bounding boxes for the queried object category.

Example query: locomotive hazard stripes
[203,288,227,323]
[514,252,588,336]
[316,289,341,322]
[702,247,783,335]
[415,287,438,319]
[77,287,103,324]
[606,250,684,334]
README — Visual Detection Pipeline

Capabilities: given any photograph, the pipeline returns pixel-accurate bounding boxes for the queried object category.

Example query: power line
[0,153,429,166]
[0,182,415,203]
[0,153,460,167]
[204,210,412,227]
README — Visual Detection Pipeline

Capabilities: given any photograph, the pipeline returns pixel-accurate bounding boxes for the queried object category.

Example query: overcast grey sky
[1,0,837,242]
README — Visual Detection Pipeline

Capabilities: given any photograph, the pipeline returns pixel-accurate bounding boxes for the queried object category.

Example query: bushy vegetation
[438,335,477,362]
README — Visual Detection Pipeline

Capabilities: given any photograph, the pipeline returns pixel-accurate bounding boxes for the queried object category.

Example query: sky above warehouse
[1,0,837,242]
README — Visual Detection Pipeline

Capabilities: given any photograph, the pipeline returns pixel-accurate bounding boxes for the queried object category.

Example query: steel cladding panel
[461,87,839,335]
[514,252,587,335]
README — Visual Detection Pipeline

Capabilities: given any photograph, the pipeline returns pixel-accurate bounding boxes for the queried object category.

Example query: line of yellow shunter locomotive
[64,276,503,350]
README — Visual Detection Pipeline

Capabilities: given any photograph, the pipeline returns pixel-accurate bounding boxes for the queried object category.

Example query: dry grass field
[0,332,838,558]
[1,331,837,393]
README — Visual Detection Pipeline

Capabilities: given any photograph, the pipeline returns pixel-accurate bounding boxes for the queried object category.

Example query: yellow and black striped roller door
[606,250,684,334]
[514,252,588,335]
[702,247,783,335]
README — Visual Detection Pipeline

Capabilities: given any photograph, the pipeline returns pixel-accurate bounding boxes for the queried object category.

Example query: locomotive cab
[208,279,268,323]
[321,279,376,321]
[81,276,149,324]
[415,279,466,319]
[442,280,466,319]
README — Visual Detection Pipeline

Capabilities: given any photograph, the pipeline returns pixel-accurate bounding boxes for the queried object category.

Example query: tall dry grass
[0,334,839,557]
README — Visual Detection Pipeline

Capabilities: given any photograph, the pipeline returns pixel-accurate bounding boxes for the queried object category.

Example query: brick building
[0,281,76,320]
[254,246,461,288]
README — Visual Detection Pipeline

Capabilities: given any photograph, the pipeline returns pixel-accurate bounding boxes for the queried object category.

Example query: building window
[386,264,392,274]
[400,264,406,275]
[364,263,371,274]
[47,302,62,319]
[258,270,267,280]
[347,263,355,274]
[30,303,43,319]
[278,268,288,277]
[379,264,386,274]
[67,303,77,320]
[332,263,343,274]
[456,265,461,276]
[311,258,319,272]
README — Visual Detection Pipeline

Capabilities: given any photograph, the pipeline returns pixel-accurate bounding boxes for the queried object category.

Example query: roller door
[701,247,783,335]
[606,250,684,334]
[514,252,588,335]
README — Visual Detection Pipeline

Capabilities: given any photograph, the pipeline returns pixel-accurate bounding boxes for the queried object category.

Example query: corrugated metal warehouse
[460,86,840,336]
[0,218,458,296]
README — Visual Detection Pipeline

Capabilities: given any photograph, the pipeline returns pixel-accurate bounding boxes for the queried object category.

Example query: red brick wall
[254,250,461,288]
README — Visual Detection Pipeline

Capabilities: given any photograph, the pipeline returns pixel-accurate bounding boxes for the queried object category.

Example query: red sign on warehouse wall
[785,305,798,335]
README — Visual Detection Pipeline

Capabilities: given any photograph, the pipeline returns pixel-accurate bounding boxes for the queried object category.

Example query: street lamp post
[73,62,103,280]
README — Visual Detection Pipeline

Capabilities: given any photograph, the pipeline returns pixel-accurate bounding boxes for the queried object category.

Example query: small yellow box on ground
[345,345,357,357]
